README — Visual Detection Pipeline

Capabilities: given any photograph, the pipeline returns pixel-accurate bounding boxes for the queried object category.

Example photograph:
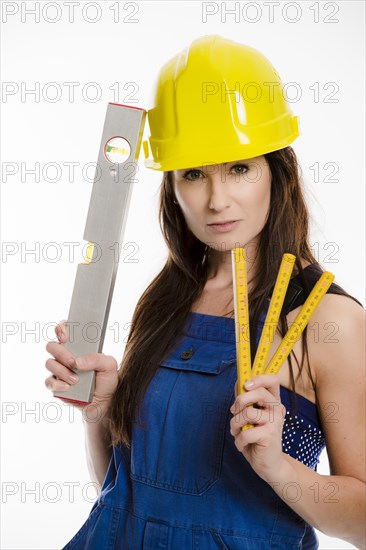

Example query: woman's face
[172,156,271,253]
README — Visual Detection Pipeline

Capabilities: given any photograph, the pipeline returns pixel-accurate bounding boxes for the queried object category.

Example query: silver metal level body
[53,103,146,404]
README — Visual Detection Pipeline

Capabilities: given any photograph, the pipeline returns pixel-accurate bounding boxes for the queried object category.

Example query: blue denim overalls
[63,285,326,549]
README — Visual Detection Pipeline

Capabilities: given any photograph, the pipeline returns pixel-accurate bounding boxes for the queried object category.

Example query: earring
[173,200,178,204]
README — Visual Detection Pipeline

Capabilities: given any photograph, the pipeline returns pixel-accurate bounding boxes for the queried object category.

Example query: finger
[69,353,118,373]
[45,374,71,392]
[234,424,271,451]
[230,400,285,435]
[231,406,269,434]
[46,340,75,367]
[45,358,79,385]
[55,319,68,343]
[231,408,258,436]
[230,386,280,414]
[244,374,281,400]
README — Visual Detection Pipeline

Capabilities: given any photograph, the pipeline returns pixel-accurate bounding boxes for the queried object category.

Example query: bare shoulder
[308,292,365,479]
[309,292,365,380]
[312,291,365,325]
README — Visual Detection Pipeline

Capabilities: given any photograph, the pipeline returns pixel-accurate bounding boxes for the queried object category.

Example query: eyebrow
[176,162,230,173]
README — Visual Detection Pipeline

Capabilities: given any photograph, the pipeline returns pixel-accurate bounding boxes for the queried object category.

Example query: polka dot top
[280,387,325,470]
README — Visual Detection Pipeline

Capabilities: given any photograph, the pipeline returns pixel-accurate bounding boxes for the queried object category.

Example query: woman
[45,35,365,549]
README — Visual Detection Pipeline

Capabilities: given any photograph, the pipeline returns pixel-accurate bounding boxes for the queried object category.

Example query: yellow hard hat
[143,34,300,172]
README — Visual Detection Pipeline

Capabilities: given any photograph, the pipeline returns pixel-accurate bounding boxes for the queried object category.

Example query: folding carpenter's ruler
[53,103,146,404]
[231,248,334,408]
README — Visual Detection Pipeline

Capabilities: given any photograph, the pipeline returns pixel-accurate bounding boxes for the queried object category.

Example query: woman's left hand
[230,374,287,481]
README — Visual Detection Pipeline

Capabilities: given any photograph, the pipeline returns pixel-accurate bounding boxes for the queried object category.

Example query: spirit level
[53,103,146,404]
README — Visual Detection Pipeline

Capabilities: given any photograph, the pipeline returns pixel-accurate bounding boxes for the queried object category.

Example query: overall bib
[63,266,330,549]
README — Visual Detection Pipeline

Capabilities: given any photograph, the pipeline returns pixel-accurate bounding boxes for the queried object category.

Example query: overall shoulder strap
[282,263,350,314]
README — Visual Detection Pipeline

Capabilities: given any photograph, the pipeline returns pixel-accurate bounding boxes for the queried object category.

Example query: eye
[181,169,205,182]
[230,163,248,174]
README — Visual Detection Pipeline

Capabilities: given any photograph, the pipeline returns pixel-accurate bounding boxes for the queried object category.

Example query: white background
[1,1,365,548]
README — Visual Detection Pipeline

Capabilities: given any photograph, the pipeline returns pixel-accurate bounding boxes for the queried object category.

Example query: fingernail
[68,358,75,367]
[60,383,71,391]
[245,380,254,389]
[69,375,79,383]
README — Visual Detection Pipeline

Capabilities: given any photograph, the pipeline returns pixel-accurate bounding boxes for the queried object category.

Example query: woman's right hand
[45,320,119,418]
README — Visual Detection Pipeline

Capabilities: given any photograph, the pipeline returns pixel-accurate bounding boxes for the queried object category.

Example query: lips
[208,220,238,225]
[207,220,240,233]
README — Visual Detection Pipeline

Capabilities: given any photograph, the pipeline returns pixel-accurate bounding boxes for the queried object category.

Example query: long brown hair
[108,146,362,449]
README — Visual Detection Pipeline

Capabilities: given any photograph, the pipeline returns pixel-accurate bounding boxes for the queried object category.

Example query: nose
[207,168,231,211]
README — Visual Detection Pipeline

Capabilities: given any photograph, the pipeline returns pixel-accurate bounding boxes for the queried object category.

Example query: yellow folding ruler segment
[231,247,251,396]
[251,254,296,377]
[264,271,334,375]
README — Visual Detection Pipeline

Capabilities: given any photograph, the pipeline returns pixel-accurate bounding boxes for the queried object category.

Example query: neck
[206,241,259,291]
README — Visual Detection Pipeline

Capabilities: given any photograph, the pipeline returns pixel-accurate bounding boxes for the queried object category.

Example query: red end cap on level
[108,102,146,111]
[54,395,91,405]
